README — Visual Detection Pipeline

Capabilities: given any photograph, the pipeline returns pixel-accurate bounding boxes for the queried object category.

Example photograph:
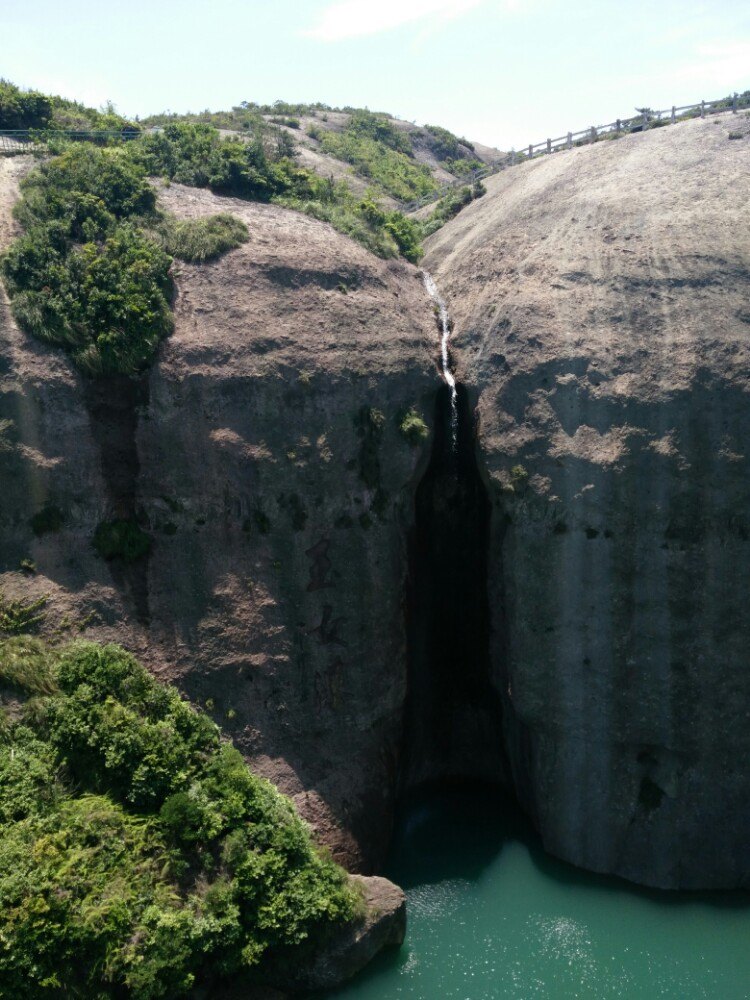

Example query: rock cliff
[0,160,437,871]
[424,111,750,888]
[2,107,750,895]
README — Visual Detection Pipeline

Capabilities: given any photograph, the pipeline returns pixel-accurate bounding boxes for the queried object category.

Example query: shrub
[384,211,423,263]
[0,80,53,130]
[5,223,173,375]
[156,213,248,262]
[320,127,437,201]
[1,145,173,376]
[0,639,358,997]
[399,408,429,444]
[421,184,479,238]
[93,518,152,562]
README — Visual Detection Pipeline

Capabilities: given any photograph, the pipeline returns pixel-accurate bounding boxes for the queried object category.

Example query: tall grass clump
[156,213,249,262]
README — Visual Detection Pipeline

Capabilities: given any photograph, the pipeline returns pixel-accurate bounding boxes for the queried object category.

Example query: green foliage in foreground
[0,638,358,998]
[155,213,249,263]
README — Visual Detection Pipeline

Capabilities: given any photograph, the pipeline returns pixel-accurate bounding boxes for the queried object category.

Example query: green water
[326,786,750,1000]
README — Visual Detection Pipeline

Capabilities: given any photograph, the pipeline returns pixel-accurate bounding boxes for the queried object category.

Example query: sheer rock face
[423,113,750,889]
[0,166,438,871]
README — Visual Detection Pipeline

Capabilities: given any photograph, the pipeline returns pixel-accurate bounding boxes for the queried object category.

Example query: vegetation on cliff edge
[0,141,248,375]
[0,637,358,998]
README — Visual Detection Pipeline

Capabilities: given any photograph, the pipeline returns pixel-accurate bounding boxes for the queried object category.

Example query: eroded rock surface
[0,163,437,870]
[424,113,750,888]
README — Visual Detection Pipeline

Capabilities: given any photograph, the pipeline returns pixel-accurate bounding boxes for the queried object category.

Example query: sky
[1,0,749,149]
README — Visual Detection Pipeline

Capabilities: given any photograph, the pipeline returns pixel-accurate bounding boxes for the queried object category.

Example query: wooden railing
[402,90,749,213]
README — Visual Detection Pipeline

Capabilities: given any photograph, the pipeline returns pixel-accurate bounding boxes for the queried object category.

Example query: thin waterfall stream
[422,270,458,443]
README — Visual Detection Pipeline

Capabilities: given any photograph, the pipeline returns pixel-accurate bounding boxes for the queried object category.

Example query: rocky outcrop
[424,112,750,889]
[0,161,437,872]
[284,875,406,992]
[199,875,405,997]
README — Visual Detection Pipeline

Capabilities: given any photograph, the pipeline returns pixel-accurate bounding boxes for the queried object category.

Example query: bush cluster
[321,119,437,201]
[0,80,53,130]
[421,180,486,238]
[0,638,358,997]
[1,145,174,375]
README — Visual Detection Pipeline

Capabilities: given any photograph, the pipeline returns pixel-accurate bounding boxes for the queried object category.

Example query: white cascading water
[422,271,458,443]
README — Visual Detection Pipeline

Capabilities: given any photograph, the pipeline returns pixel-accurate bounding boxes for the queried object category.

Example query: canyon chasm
[2,106,750,909]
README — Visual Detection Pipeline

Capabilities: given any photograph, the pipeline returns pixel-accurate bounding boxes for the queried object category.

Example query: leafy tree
[0,79,53,130]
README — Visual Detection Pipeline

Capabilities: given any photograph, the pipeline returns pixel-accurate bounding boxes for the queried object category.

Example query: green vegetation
[125,123,424,261]
[399,408,430,445]
[320,114,437,201]
[0,79,136,133]
[1,144,173,375]
[0,593,47,636]
[420,180,486,238]
[0,638,358,997]
[131,123,304,200]
[421,124,481,176]
[0,80,52,130]
[155,213,248,262]
[510,464,529,489]
[93,518,152,563]
[1,90,427,378]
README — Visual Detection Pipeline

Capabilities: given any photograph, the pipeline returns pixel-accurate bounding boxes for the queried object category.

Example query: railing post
[546,138,551,154]
[528,144,533,159]
[589,126,596,143]
[616,118,621,134]
[567,131,572,149]
[733,92,738,113]
[671,105,676,123]
[642,110,648,129]
[700,100,705,118]
[510,149,516,165]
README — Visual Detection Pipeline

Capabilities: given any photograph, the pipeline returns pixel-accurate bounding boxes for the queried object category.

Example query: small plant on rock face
[93,518,152,563]
[0,592,47,635]
[399,407,429,445]
[510,464,529,488]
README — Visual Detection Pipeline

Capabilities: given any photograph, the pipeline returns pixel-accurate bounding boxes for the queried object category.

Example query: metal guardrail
[402,91,749,214]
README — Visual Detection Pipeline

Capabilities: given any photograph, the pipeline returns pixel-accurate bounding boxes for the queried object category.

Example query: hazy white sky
[2,0,748,148]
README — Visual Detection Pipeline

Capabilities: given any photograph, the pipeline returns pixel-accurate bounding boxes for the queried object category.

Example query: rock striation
[424,112,750,888]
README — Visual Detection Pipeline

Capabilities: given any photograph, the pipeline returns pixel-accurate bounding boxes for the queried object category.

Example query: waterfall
[422,271,458,443]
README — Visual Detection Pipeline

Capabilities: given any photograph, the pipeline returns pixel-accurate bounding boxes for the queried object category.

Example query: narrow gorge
[2,98,750,997]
